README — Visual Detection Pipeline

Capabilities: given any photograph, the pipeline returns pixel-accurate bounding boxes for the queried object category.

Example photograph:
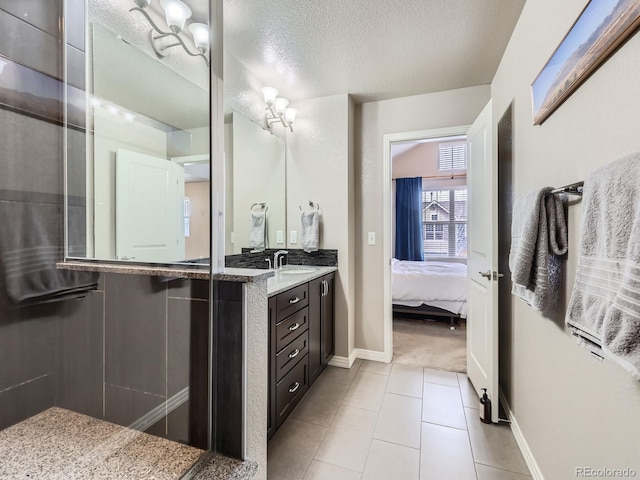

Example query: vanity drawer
[276,307,309,352]
[276,356,308,429]
[276,331,309,382]
[276,283,309,319]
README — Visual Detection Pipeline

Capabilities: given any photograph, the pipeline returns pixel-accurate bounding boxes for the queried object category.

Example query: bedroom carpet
[392,317,467,373]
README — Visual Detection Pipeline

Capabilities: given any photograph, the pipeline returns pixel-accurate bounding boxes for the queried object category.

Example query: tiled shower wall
[0,0,67,429]
[0,1,209,450]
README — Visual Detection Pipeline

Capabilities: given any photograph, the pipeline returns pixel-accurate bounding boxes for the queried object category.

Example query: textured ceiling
[224,0,526,103]
[88,0,525,129]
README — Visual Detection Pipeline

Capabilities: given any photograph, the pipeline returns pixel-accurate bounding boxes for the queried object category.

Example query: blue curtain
[395,177,424,261]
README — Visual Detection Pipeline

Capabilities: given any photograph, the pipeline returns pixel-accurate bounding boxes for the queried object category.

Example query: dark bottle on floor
[479,388,492,424]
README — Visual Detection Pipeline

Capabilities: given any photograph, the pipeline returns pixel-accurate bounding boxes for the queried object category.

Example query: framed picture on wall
[531,0,640,125]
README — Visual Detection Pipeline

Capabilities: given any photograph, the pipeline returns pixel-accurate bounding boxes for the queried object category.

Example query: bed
[392,258,468,323]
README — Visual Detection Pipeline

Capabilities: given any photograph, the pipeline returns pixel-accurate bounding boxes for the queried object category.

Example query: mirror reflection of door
[115,149,185,263]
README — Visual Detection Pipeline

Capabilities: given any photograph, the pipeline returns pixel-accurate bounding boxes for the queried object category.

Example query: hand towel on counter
[248,210,267,252]
[566,153,640,378]
[300,210,319,253]
[0,199,99,305]
[509,187,568,311]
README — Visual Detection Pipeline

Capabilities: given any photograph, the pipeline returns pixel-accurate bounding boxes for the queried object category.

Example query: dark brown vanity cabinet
[309,274,335,384]
[267,272,335,440]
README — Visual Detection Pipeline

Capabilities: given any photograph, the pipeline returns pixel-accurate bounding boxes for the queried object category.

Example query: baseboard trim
[499,389,544,480]
[328,353,356,368]
[353,348,387,363]
[329,349,390,369]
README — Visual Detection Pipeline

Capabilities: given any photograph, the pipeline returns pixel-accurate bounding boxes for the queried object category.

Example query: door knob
[479,270,492,279]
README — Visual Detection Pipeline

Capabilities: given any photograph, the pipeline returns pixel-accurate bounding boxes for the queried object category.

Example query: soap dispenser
[479,388,492,424]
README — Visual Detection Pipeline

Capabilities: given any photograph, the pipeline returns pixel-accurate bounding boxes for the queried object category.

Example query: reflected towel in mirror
[248,211,267,252]
[301,210,319,253]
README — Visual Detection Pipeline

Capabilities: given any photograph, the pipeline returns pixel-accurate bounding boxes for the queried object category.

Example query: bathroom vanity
[266,267,336,439]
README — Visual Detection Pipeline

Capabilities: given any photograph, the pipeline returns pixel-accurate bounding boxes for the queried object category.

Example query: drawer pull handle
[289,382,300,393]
[289,296,300,304]
[288,348,300,359]
[289,322,301,332]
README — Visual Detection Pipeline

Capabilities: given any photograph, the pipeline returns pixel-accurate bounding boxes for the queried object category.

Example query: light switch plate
[368,232,376,245]
[290,230,298,244]
[276,230,284,244]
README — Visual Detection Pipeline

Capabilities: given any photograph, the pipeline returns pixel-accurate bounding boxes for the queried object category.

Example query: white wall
[286,94,355,358]
[355,85,490,352]
[492,0,640,478]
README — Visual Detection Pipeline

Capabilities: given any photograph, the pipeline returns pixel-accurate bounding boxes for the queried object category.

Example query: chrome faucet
[273,250,288,270]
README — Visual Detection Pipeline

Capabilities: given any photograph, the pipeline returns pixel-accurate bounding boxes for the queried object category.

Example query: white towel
[566,153,640,378]
[509,188,568,311]
[248,211,267,251]
[300,210,319,253]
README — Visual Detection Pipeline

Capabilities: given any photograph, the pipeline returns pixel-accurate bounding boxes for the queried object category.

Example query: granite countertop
[57,261,274,283]
[267,265,338,296]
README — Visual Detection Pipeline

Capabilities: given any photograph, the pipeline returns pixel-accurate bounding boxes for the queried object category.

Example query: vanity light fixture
[261,86,298,132]
[0,59,7,74]
[129,0,210,67]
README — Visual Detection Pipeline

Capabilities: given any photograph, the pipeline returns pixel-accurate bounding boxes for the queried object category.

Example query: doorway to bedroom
[389,131,469,373]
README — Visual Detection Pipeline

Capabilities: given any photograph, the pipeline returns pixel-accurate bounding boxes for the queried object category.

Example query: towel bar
[549,181,583,196]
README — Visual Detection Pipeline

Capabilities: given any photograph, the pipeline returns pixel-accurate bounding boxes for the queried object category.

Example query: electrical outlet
[290,230,298,244]
[276,230,284,244]
[368,232,376,245]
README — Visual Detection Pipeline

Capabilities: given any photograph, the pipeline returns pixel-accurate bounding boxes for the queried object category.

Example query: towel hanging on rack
[248,203,268,252]
[509,187,568,311]
[300,201,320,252]
[566,153,640,378]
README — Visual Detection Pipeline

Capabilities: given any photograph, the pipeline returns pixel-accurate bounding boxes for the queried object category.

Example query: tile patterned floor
[268,360,532,480]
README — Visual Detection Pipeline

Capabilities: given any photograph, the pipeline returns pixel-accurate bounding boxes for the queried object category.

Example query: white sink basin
[279,269,315,275]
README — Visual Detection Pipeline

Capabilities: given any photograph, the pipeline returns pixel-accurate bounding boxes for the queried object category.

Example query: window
[422,188,467,258]
[438,143,467,171]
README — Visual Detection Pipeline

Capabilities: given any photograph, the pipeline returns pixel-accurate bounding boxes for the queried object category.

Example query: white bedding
[392,259,468,316]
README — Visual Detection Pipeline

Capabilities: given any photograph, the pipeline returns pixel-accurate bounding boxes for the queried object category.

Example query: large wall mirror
[65,0,287,266]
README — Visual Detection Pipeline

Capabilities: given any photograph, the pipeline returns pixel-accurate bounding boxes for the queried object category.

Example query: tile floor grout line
[474,461,533,477]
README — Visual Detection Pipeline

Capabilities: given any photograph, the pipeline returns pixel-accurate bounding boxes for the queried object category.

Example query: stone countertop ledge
[57,261,274,283]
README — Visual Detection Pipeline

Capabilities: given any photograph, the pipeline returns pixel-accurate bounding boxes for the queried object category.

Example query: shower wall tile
[55,291,104,419]
[105,274,167,397]
[0,2,62,38]
[0,109,62,195]
[0,9,62,79]
[167,401,190,444]
[168,279,210,300]
[0,303,57,393]
[0,373,55,430]
[104,384,165,428]
[66,45,85,90]
[64,0,86,51]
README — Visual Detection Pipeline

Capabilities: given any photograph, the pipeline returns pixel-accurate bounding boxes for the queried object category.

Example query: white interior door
[116,148,185,262]
[466,101,499,423]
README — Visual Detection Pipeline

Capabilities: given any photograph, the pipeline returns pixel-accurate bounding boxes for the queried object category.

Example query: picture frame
[531,0,640,125]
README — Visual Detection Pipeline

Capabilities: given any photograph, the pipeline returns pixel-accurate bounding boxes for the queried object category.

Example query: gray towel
[509,188,568,310]
[300,210,319,253]
[248,211,267,251]
[566,153,640,379]
[0,200,99,305]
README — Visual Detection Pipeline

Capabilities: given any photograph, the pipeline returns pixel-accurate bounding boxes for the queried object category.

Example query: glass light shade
[274,97,289,116]
[107,105,119,116]
[134,0,151,7]
[261,87,279,106]
[188,23,209,52]
[160,0,192,33]
[123,112,136,123]
[284,108,297,124]
[0,59,7,75]
[90,97,103,108]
